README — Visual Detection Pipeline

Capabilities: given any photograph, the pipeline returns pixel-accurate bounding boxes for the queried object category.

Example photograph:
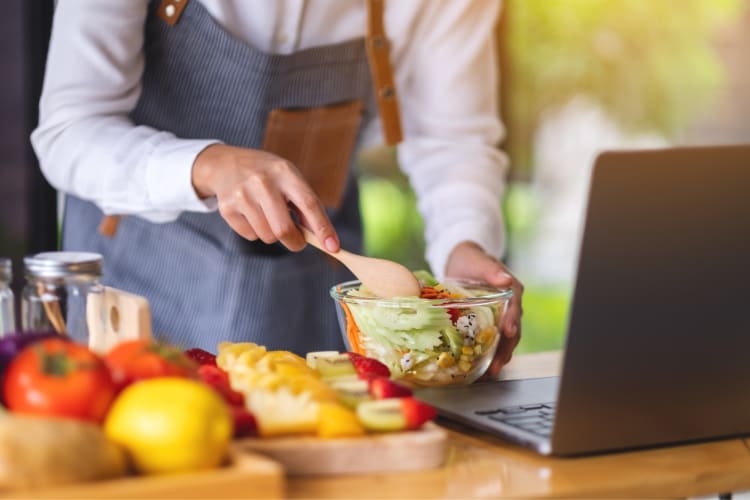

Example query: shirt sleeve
[392,0,508,279]
[30,0,220,222]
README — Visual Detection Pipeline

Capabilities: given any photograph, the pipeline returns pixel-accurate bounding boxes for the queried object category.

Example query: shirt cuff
[145,138,221,213]
[426,216,505,281]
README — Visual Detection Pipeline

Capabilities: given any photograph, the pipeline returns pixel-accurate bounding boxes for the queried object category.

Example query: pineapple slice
[217,342,267,372]
[246,388,320,437]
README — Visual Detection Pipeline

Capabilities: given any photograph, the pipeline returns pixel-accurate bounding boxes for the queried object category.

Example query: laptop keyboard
[475,402,556,438]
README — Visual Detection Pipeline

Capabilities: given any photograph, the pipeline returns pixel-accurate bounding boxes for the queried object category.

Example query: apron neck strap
[366,0,403,145]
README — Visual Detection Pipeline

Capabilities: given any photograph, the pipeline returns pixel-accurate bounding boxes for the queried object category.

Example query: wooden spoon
[299,226,421,298]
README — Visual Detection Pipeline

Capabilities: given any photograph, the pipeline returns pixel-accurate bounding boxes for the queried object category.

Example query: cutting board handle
[87,287,152,353]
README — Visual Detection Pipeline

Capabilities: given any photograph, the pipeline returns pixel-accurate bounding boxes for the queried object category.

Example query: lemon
[104,377,232,474]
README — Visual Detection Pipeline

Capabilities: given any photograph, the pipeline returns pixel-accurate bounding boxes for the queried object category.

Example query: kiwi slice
[330,378,371,409]
[305,351,341,370]
[315,354,357,378]
[356,399,406,431]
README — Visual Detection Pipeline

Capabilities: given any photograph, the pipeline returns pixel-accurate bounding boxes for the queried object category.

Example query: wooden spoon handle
[298,226,325,252]
[298,226,353,263]
[299,225,420,298]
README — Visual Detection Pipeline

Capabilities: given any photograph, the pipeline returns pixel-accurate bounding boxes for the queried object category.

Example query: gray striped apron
[62,1,374,354]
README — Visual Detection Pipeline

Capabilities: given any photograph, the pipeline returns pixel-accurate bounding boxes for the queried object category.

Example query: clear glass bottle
[22,252,105,346]
[0,257,16,335]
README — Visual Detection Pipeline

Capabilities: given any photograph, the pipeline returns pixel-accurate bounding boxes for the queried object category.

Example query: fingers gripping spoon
[299,227,421,298]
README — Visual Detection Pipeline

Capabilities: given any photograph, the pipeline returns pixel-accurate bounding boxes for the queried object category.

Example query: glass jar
[0,258,15,335]
[22,252,105,346]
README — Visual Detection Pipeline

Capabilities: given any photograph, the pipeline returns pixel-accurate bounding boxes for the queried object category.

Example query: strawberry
[184,348,217,366]
[231,405,258,438]
[368,376,412,399]
[197,364,244,406]
[401,398,437,430]
[346,352,390,379]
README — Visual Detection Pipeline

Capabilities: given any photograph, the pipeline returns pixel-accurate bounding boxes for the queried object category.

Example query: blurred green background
[0,0,746,354]
[356,0,747,354]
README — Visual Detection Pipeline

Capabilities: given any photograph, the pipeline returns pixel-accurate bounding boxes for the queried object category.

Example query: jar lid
[0,258,10,283]
[24,252,103,279]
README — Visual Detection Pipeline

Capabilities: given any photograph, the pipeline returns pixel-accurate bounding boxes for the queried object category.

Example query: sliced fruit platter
[214,343,447,475]
[214,343,436,437]
[0,332,444,493]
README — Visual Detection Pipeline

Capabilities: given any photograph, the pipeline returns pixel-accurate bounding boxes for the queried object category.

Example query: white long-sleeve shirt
[31,0,508,278]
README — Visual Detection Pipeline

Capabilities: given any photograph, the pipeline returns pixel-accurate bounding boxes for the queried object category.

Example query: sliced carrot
[341,302,363,354]
[420,287,452,300]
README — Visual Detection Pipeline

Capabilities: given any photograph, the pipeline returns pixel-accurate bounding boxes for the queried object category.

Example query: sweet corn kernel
[458,360,472,372]
[473,344,483,355]
[461,346,474,356]
[437,352,455,368]
[476,328,494,345]
[459,354,471,363]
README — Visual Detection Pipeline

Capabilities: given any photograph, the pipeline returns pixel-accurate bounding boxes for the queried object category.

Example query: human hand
[191,144,339,252]
[444,241,524,378]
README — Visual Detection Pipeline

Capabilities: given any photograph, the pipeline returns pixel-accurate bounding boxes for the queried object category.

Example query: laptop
[416,145,750,456]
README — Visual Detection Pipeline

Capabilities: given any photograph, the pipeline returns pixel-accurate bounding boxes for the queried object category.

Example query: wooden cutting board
[232,422,448,475]
[20,451,284,499]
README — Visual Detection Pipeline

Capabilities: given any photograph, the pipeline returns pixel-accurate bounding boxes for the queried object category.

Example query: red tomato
[105,339,197,390]
[447,308,461,324]
[3,338,117,423]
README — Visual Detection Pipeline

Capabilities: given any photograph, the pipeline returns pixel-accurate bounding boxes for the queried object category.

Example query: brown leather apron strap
[98,214,120,238]
[366,0,403,146]
[157,0,189,26]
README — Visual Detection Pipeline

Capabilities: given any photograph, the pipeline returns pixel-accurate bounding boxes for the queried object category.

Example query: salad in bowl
[330,271,513,387]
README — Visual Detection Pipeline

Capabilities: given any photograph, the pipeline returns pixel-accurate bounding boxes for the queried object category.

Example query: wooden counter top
[25,352,750,499]
[288,352,750,499]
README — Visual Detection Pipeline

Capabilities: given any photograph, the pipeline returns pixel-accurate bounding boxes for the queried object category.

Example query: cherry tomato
[105,339,197,390]
[3,338,117,423]
[447,308,461,324]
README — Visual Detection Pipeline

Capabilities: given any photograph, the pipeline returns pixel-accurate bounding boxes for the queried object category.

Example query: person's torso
[63,0,378,353]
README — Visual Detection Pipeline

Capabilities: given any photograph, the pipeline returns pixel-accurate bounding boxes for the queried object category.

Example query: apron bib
[63,0,379,354]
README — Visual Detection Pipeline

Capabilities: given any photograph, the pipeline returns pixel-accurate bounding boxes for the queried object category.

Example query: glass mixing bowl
[330,279,513,387]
